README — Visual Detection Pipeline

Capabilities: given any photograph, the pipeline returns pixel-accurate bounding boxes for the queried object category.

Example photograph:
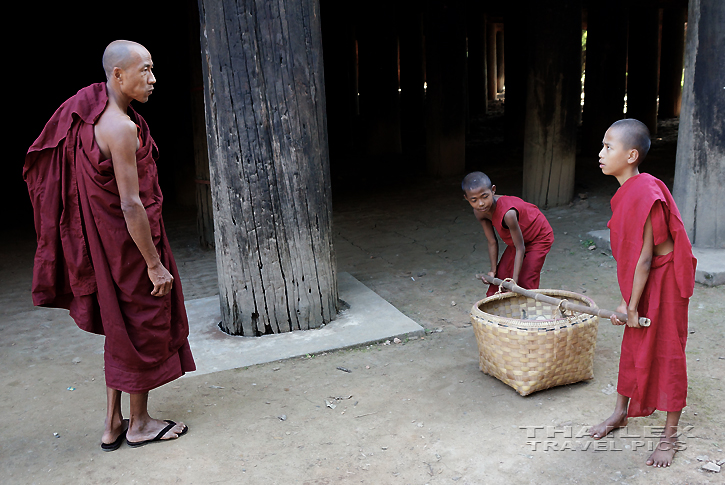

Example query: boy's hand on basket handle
[610,300,627,326]
[610,299,649,328]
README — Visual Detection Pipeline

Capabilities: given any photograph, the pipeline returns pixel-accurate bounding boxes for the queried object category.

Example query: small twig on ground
[354,412,378,418]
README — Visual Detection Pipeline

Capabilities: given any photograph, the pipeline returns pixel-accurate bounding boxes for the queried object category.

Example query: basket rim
[470,288,598,328]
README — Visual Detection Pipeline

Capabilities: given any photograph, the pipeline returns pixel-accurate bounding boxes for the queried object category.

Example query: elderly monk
[23,40,195,450]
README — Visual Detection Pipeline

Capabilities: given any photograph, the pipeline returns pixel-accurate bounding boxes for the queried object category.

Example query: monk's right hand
[148,263,174,297]
[610,301,627,326]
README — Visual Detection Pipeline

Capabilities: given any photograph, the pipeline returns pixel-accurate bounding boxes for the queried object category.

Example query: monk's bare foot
[646,437,678,467]
[126,417,187,444]
[589,410,628,440]
[101,418,128,446]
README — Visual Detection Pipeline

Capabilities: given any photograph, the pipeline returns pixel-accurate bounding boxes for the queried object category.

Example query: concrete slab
[184,272,425,377]
[587,229,612,251]
[587,229,725,287]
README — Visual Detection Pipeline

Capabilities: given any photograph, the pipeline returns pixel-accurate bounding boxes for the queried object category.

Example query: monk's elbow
[638,256,653,272]
[120,198,144,215]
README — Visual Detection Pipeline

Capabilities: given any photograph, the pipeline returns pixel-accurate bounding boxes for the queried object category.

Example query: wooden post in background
[486,18,498,102]
[197,0,338,335]
[674,0,725,249]
[425,0,467,176]
[466,5,488,117]
[580,1,628,155]
[626,5,660,135]
[320,0,357,161]
[503,4,529,161]
[658,7,686,119]
[522,0,581,208]
[398,4,427,164]
[496,26,505,93]
[188,0,214,248]
[356,4,402,158]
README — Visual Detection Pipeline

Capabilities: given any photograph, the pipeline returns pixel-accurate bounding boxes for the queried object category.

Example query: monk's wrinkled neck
[106,81,132,112]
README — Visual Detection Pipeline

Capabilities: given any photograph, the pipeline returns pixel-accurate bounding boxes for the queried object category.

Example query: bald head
[102,40,149,79]
[609,119,651,164]
[462,171,492,193]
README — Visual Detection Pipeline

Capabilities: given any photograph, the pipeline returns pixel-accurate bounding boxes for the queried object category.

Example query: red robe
[486,195,554,297]
[608,173,696,417]
[23,83,195,393]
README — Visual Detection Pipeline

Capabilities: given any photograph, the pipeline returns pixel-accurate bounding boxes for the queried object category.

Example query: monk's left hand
[626,307,641,328]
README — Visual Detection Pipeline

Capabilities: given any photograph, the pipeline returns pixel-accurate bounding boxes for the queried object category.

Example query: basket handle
[476,274,651,327]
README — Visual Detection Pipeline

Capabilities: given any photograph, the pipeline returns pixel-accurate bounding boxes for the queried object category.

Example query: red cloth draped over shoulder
[486,195,554,296]
[23,83,195,393]
[608,173,696,302]
[607,173,696,417]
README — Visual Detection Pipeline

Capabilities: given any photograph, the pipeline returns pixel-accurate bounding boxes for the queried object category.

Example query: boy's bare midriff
[654,236,674,256]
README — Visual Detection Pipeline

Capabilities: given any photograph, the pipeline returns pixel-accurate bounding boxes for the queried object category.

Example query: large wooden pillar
[522,0,582,208]
[503,4,529,159]
[673,0,725,249]
[626,5,660,135]
[466,5,488,117]
[658,7,686,119]
[581,2,628,154]
[197,0,338,335]
[425,0,467,176]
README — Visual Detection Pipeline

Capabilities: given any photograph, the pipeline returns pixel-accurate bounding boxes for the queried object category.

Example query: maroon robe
[486,195,554,297]
[608,173,696,417]
[23,83,195,393]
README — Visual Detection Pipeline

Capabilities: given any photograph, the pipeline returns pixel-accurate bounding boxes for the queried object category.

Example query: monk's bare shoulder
[94,109,138,160]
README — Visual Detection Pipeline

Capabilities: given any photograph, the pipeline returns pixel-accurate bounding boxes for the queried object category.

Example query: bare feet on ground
[126,418,187,443]
[588,410,628,440]
[646,436,678,467]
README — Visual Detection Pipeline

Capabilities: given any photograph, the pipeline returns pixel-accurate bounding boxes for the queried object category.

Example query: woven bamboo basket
[470,289,599,396]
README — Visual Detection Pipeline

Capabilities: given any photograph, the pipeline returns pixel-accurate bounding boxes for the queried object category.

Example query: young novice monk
[462,172,554,297]
[589,119,697,468]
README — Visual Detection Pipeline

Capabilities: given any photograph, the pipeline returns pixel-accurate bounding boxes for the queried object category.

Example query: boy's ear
[491,184,496,194]
[627,148,640,165]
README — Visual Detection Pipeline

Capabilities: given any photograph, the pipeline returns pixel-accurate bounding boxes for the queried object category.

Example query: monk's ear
[112,66,124,84]
[627,148,640,166]
[490,184,496,194]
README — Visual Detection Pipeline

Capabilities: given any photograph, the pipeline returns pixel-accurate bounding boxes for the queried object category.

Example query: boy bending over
[589,119,697,467]
[462,172,554,297]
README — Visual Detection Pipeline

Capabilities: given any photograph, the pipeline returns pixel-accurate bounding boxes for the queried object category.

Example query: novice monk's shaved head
[461,171,492,193]
[609,119,652,163]
[102,40,148,79]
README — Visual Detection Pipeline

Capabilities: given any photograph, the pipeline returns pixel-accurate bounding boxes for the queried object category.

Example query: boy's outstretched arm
[504,209,525,284]
[479,218,499,277]
[612,214,654,328]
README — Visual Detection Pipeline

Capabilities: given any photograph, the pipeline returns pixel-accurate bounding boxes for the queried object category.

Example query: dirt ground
[2,129,725,484]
